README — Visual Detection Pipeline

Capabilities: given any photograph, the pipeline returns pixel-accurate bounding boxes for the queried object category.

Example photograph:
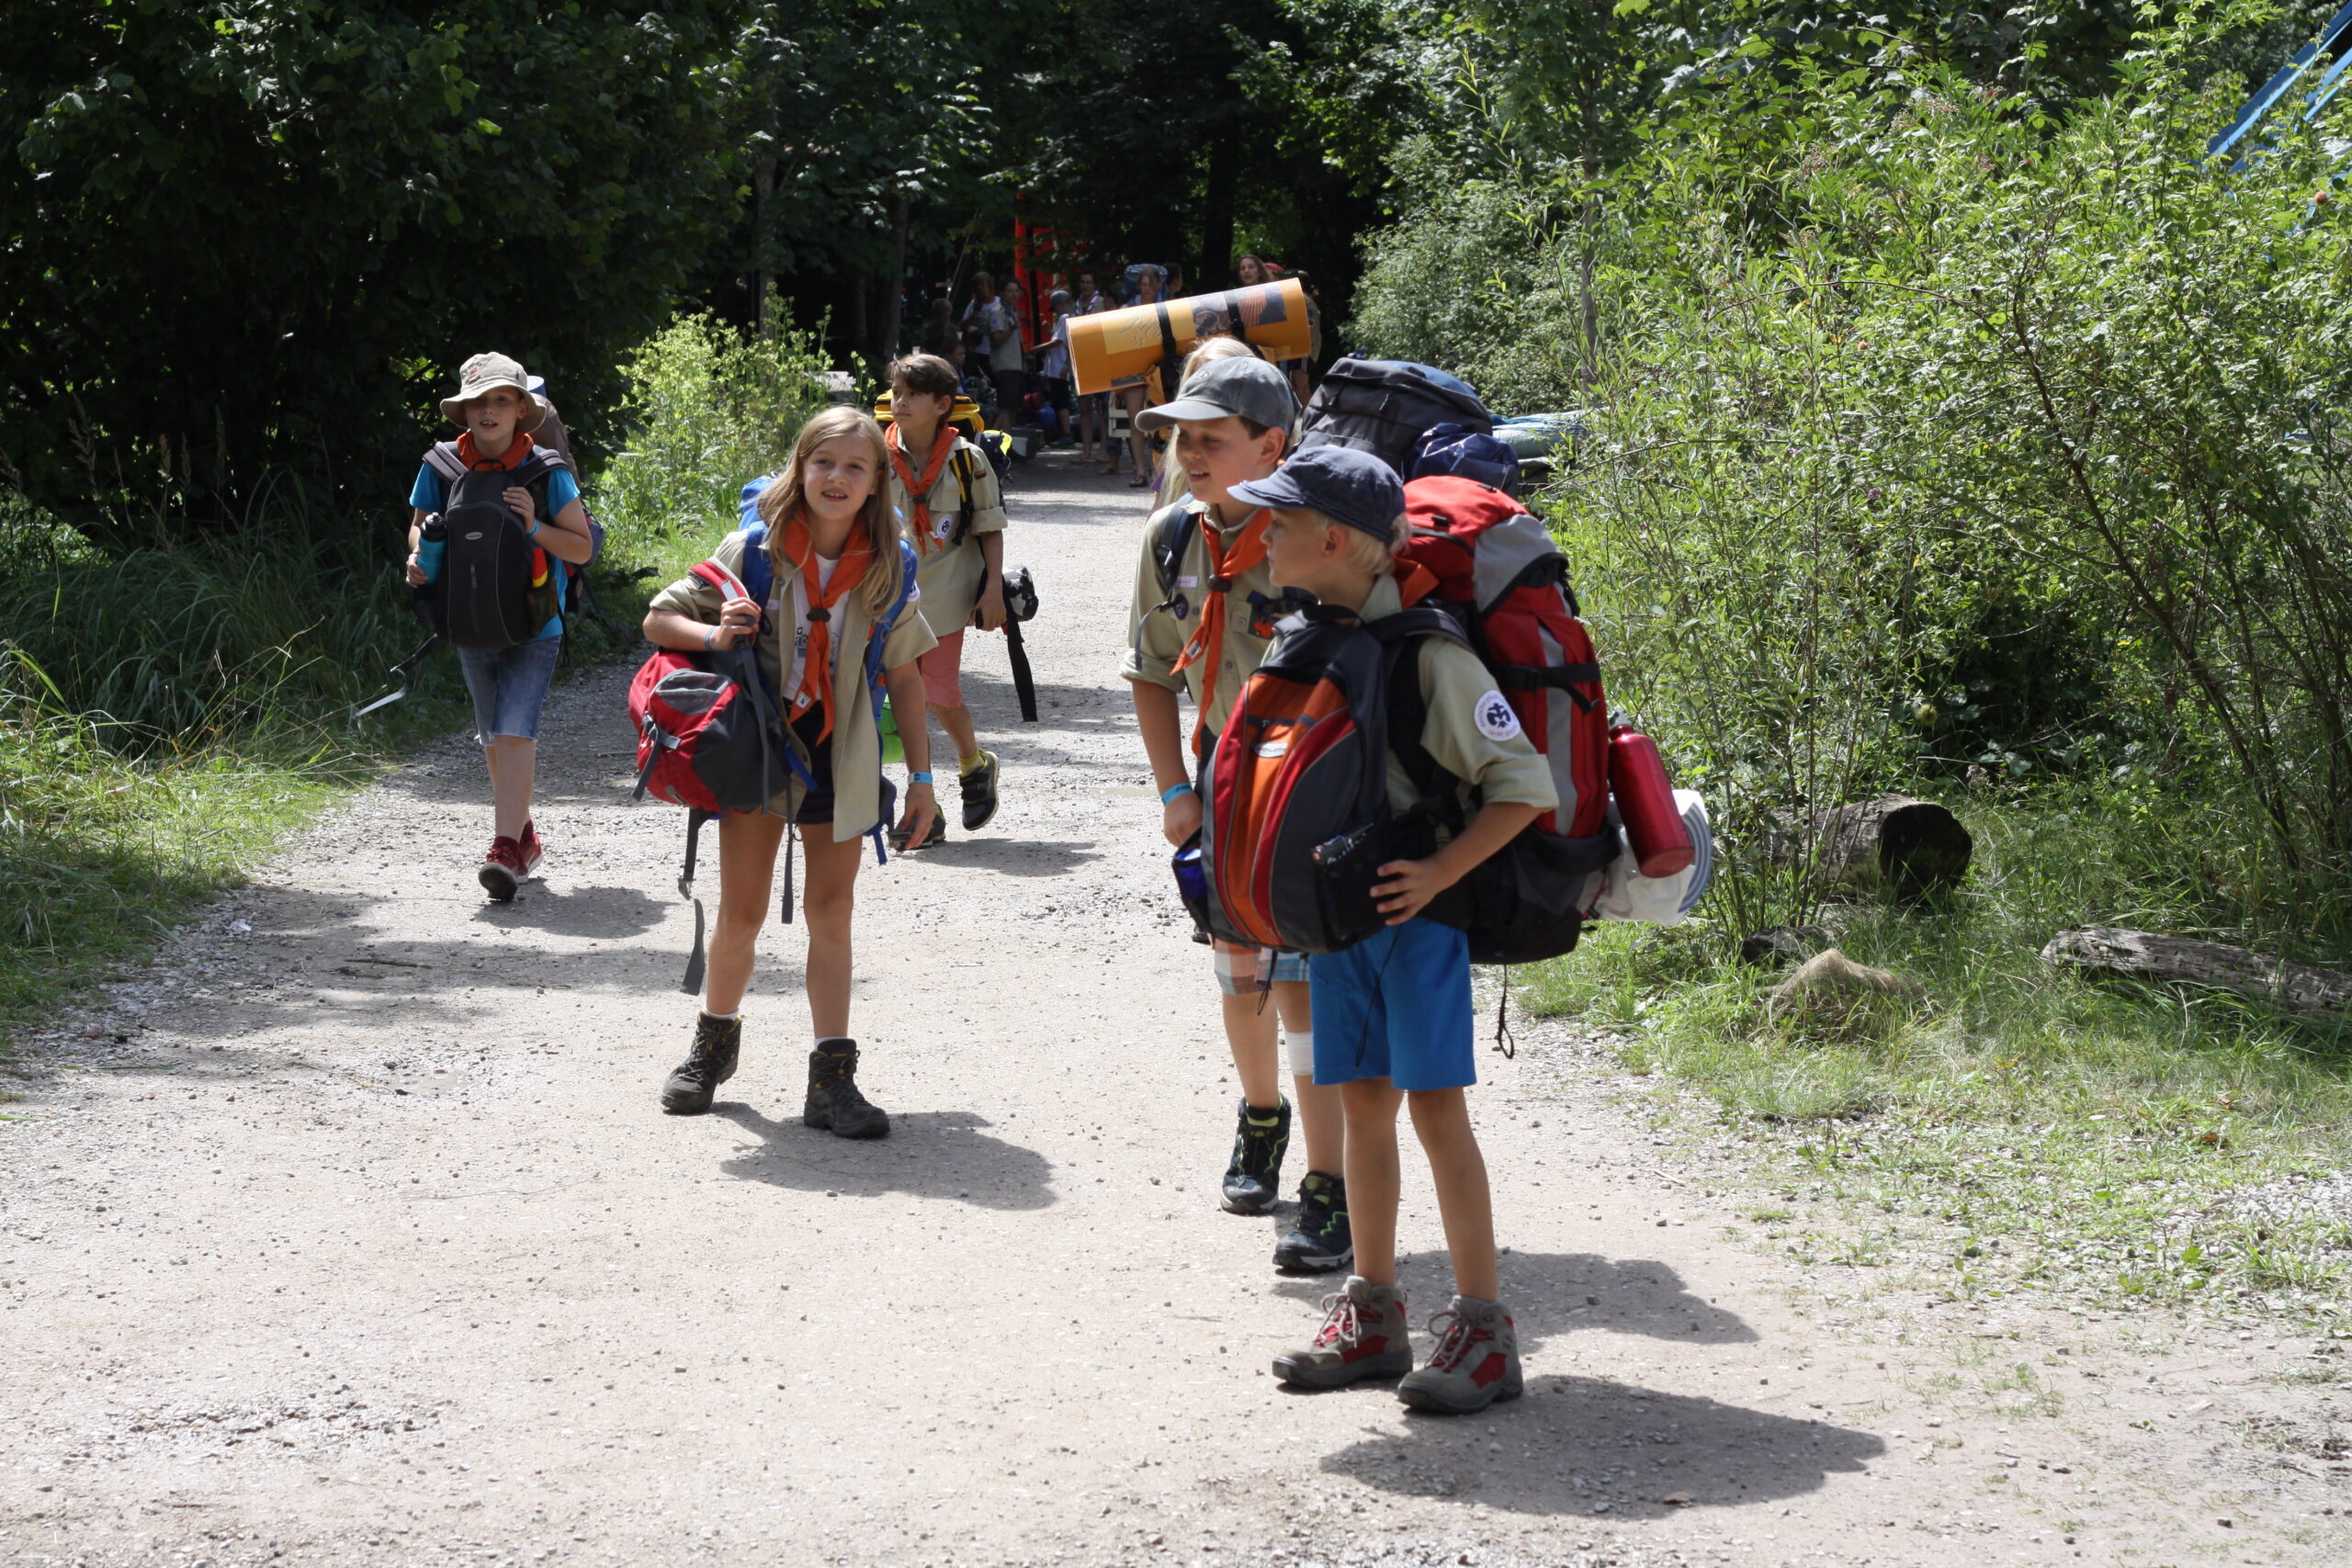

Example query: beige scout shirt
[1119,499,1282,749]
[1359,575,1559,838]
[891,435,1008,637]
[648,529,937,841]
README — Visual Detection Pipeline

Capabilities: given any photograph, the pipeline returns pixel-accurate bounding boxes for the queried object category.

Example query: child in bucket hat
[404,352,596,900]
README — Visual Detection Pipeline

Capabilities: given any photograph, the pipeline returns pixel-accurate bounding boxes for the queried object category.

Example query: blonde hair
[1298,506,1408,577]
[754,406,907,621]
[1154,336,1278,506]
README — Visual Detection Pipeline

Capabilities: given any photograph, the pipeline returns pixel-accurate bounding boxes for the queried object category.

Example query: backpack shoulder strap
[1370,609,1472,831]
[948,444,979,547]
[860,541,922,700]
[738,524,772,611]
[424,443,467,484]
[1149,502,1200,598]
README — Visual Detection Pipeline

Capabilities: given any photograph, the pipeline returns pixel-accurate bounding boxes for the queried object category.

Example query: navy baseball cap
[1135,356,1297,434]
[1229,445,1405,540]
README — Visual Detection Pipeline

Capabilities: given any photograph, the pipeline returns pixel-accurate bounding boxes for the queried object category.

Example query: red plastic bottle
[1609,725,1694,878]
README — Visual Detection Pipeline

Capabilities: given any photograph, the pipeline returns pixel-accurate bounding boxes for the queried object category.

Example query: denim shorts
[1308,918,1476,1091]
[458,637,562,743]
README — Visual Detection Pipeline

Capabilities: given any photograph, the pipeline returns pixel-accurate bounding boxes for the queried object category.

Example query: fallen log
[2039,927,2352,1020]
[1775,795,1973,898]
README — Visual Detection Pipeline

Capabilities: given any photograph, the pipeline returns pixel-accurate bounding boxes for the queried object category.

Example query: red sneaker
[479,837,525,901]
[517,820,545,877]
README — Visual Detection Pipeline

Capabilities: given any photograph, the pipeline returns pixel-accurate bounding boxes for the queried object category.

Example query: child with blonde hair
[641,407,938,1135]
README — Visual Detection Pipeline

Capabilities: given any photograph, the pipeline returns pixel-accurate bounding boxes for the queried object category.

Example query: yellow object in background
[1068,279,1313,396]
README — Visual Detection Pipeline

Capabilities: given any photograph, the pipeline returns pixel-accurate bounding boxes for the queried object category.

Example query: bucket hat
[440,353,547,433]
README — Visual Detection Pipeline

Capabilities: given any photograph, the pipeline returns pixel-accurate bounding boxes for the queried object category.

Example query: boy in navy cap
[1120,355,1352,1276]
[1242,446,1557,1415]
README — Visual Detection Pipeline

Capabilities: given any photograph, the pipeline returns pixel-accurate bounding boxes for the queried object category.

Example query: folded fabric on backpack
[1592,789,1713,924]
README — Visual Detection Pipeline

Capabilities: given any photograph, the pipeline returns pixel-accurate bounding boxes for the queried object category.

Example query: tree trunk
[1199,130,1238,291]
[752,153,777,339]
[875,192,910,367]
[2041,927,2352,1019]
[1781,795,1973,898]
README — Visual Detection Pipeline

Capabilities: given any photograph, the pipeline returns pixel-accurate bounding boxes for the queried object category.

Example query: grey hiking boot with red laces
[1272,1275,1415,1390]
[1396,1295,1523,1414]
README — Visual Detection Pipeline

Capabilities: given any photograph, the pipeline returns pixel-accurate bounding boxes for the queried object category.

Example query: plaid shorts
[1211,939,1311,996]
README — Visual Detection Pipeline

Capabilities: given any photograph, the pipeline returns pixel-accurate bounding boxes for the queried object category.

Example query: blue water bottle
[415,514,447,582]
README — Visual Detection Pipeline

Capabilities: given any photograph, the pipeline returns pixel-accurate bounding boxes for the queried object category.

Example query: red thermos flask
[1609,725,1694,878]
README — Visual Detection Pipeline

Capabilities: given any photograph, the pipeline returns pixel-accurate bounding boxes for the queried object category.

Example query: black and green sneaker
[1220,1096,1290,1214]
[959,750,1001,832]
[1273,1171,1352,1273]
[660,1011,741,1115]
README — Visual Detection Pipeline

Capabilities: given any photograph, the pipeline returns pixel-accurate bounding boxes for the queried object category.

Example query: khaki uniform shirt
[1119,499,1283,750]
[891,434,1008,637]
[649,530,937,841]
[1359,576,1560,838]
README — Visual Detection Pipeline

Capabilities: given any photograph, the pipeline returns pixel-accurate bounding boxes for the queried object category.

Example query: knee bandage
[1283,1029,1315,1082]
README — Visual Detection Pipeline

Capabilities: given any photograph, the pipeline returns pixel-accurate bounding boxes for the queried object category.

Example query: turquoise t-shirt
[408,458,582,643]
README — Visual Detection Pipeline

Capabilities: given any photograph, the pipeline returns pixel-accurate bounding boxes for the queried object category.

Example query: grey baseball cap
[1135,356,1297,434]
[1229,445,1405,540]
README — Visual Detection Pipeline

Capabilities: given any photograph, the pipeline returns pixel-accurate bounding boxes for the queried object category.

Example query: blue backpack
[1410,423,1521,496]
[1297,358,1495,479]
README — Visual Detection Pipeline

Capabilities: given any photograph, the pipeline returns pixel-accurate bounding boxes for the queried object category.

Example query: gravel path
[5,455,2346,1568]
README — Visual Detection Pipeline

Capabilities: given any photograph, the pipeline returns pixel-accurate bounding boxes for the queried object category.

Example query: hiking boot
[660,1012,742,1115]
[1397,1296,1523,1414]
[1272,1275,1415,1389]
[804,1040,888,1139]
[478,836,525,901]
[1220,1096,1290,1214]
[517,820,545,877]
[1272,1171,1353,1274]
[959,750,1001,832]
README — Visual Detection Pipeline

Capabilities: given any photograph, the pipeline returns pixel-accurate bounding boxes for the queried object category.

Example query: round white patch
[1474,691,1522,741]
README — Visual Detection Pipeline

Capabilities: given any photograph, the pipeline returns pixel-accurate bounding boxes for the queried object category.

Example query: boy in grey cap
[1118,355,1352,1276]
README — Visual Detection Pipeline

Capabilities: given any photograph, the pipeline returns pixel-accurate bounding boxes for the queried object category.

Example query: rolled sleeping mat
[1069,278,1314,396]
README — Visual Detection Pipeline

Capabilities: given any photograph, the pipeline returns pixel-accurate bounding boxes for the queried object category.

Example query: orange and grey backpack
[1195,475,1619,965]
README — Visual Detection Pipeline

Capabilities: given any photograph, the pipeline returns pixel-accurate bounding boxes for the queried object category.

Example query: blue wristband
[1160,782,1195,806]
[909,771,934,785]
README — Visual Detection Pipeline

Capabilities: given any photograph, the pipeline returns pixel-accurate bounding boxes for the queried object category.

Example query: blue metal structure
[2211,1,2352,162]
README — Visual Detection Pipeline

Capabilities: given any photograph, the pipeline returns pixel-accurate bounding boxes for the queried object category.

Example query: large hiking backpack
[417,442,569,650]
[1297,359,1494,479]
[1387,474,1617,964]
[1194,605,1444,955]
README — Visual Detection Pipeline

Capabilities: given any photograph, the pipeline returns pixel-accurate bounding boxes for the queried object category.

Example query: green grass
[0,310,828,1057]
[1523,790,2352,1320]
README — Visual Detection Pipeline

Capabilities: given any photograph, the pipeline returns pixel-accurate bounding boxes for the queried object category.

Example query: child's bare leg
[485,736,535,840]
[705,814,788,1014]
[1340,1077,1406,1283]
[1220,989,1283,1109]
[928,701,980,765]
[798,831,865,1038]
[1408,1087,1498,1301]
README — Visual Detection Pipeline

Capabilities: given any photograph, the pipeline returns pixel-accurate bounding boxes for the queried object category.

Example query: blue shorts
[458,637,562,743]
[1308,919,1475,1091]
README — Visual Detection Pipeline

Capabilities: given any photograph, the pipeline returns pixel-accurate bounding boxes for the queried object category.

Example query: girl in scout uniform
[640,407,940,1137]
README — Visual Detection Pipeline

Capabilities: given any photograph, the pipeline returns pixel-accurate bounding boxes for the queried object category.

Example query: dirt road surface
[6,457,2346,1568]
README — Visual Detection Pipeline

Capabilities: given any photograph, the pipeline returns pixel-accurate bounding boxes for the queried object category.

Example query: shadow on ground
[1318,1373,1883,1517]
[712,1102,1057,1211]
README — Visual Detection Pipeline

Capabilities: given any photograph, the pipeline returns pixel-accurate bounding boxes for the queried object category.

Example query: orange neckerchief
[885,421,957,555]
[1170,505,1271,752]
[776,511,875,744]
[1396,558,1439,606]
[456,430,536,470]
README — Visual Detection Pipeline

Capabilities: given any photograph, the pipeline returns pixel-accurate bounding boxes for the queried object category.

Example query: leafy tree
[1,0,742,528]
